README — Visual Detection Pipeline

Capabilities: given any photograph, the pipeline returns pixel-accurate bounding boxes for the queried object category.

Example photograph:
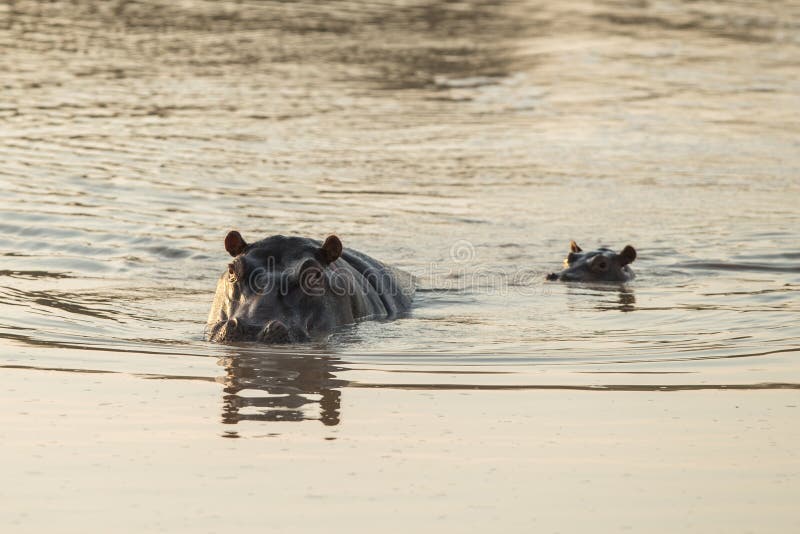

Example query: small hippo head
[206,231,353,343]
[546,241,636,283]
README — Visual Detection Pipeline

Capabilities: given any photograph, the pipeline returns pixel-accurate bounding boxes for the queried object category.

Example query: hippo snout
[209,318,265,342]
[208,317,310,344]
[210,318,245,342]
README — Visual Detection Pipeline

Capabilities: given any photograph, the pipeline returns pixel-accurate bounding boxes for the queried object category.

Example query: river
[1,1,799,532]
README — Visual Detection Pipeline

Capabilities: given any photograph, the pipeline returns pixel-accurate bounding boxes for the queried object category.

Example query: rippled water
[1,1,799,531]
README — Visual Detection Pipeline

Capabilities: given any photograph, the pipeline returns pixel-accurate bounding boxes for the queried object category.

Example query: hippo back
[340,247,415,318]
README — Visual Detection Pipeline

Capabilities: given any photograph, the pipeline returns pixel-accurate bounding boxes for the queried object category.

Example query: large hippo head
[546,241,636,282]
[206,231,358,343]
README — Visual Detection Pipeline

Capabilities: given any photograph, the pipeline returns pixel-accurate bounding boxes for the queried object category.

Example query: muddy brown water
[1,1,799,532]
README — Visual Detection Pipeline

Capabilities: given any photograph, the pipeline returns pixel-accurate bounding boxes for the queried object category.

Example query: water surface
[1,1,799,532]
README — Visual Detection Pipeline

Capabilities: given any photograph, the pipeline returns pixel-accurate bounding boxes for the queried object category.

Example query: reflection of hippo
[206,231,414,343]
[547,241,636,282]
[218,350,348,426]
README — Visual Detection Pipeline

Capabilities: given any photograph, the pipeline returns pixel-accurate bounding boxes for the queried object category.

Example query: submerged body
[206,231,414,343]
[547,241,637,282]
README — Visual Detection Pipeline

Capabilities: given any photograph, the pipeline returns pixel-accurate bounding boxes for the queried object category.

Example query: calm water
[1,1,799,532]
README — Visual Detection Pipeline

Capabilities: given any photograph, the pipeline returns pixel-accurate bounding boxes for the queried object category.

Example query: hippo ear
[317,235,342,264]
[619,245,636,266]
[570,241,582,253]
[225,230,247,257]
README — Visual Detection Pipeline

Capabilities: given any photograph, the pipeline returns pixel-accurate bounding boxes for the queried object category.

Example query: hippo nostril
[211,318,244,342]
[268,319,286,331]
[257,320,291,344]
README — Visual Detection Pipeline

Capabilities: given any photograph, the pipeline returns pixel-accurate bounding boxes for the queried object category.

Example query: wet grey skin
[206,231,414,343]
[546,241,637,282]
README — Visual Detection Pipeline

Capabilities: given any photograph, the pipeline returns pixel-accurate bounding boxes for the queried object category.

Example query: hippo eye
[227,263,239,283]
[589,254,610,273]
[298,259,325,296]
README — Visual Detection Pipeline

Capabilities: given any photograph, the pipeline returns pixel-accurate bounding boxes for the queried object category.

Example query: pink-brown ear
[225,230,247,257]
[570,240,582,253]
[619,245,636,266]
[318,235,342,264]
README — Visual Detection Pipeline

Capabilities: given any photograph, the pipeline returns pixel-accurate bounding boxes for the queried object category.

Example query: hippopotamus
[206,231,414,343]
[546,241,636,282]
